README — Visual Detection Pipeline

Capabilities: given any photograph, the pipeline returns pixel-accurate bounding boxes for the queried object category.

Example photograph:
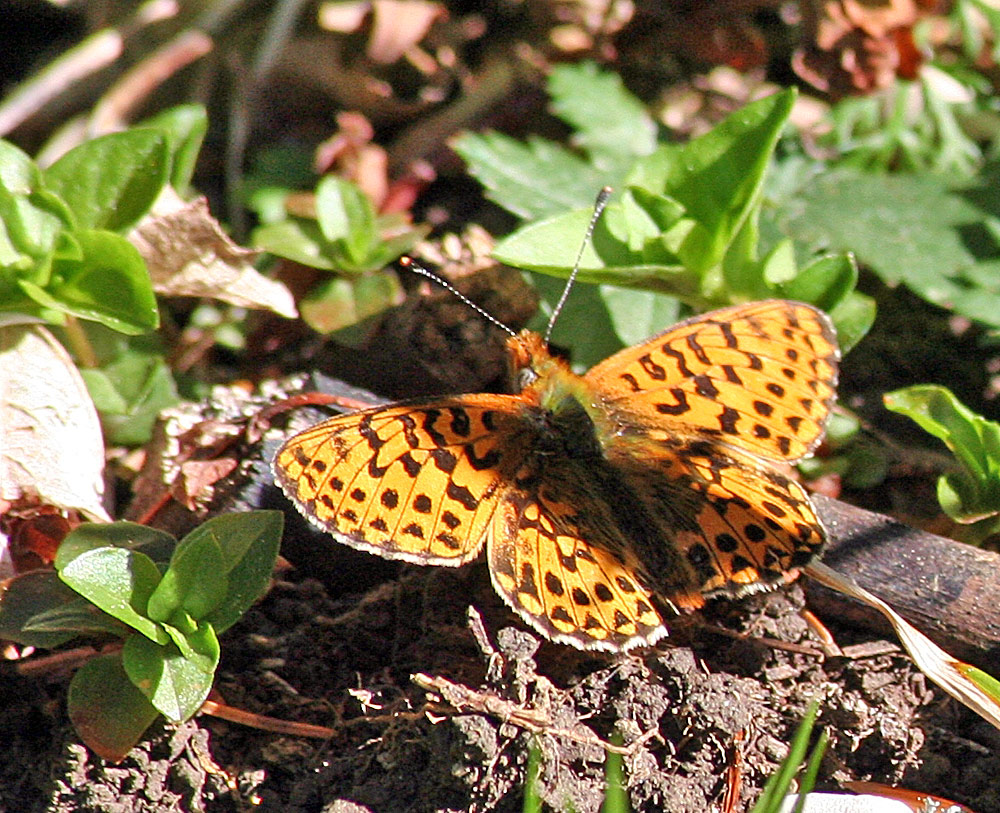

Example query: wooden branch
[809,494,1000,671]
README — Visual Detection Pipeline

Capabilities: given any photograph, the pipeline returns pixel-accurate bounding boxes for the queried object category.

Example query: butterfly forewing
[586,300,839,462]
[614,441,828,600]
[274,395,530,565]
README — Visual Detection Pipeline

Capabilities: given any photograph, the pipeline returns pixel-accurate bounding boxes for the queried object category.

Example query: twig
[412,672,657,755]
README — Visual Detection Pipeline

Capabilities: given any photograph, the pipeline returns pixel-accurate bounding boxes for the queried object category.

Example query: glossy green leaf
[55,521,176,571]
[44,130,168,232]
[252,218,338,270]
[315,176,375,268]
[198,510,283,633]
[138,104,207,191]
[627,89,796,273]
[122,625,218,722]
[884,384,1000,528]
[45,229,158,334]
[58,547,167,643]
[146,532,226,623]
[67,653,159,762]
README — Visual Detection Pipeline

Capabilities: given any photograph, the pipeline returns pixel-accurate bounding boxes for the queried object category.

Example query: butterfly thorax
[507,330,611,461]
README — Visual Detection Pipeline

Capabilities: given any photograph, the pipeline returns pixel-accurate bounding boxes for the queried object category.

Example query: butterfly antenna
[544,186,612,346]
[400,257,518,339]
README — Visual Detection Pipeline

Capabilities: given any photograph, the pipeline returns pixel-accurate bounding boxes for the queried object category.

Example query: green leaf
[44,229,158,334]
[20,596,126,638]
[55,520,176,571]
[122,625,219,721]
[138,104,207,191]
[252,218,338,270]
[67,653,159,762]
[628,89,796,275]
[884,384,1000,530]
[774,168,1000,329]
[828,291,876,354]
[299,269,403,333]
[451,131,607,220]
[146,530,227,623]
[751,702,820,813]
[548,60,655,173]
[80,350,179,445]
[44,130,168,232]
[197,510,283,633]
[315,176,375,268]
[58,547,167,643]
[0,571,90,648]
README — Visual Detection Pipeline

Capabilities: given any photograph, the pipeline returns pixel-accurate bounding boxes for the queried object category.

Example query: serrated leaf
[548,61,656,172]
[44,130,168,233]
[775,169,1000,329]
[67,653,159,762]
[451,131,607,220]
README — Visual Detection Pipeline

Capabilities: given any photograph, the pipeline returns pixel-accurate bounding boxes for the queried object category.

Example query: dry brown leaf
[0,324,110,522]
[130,190,297,318]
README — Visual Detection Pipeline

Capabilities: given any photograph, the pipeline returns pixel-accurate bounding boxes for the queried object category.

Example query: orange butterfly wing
[586,300,839,462]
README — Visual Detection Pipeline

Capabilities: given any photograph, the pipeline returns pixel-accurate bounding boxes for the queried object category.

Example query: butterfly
[273,299,839,651]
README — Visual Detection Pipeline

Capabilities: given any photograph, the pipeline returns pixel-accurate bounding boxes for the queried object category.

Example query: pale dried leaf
[130,191,297,318]
[318,0,371,32]
[0,324,110,521]
[368,0,444,64]
[806,561,1000,730]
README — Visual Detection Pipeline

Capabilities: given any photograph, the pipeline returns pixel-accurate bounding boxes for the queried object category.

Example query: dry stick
[411,672,658,755]
[88,30,213,135]
[0,0,179,136]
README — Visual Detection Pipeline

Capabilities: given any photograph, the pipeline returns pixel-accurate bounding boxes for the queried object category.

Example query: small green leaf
[628,89,796,273]
[58,547,167,643]
[146,531,227,623]
[67,653,159,763]
[884,384,1000,531]
[138,104,207,191]
[315,176,375,267]
[122,626,219,722]
[0,571,88,648]
[198,510,283,633]
[21,596,125,638]
[44,129,168,232]
[80,350,179,445]
[46,229,158,334]
[828,291,876,354]
[252,218,338,270]
[299,269,403,333]
[55,521,176,571]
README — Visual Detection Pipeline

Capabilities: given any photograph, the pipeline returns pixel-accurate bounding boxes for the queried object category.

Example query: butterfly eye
[517,367,538,390]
